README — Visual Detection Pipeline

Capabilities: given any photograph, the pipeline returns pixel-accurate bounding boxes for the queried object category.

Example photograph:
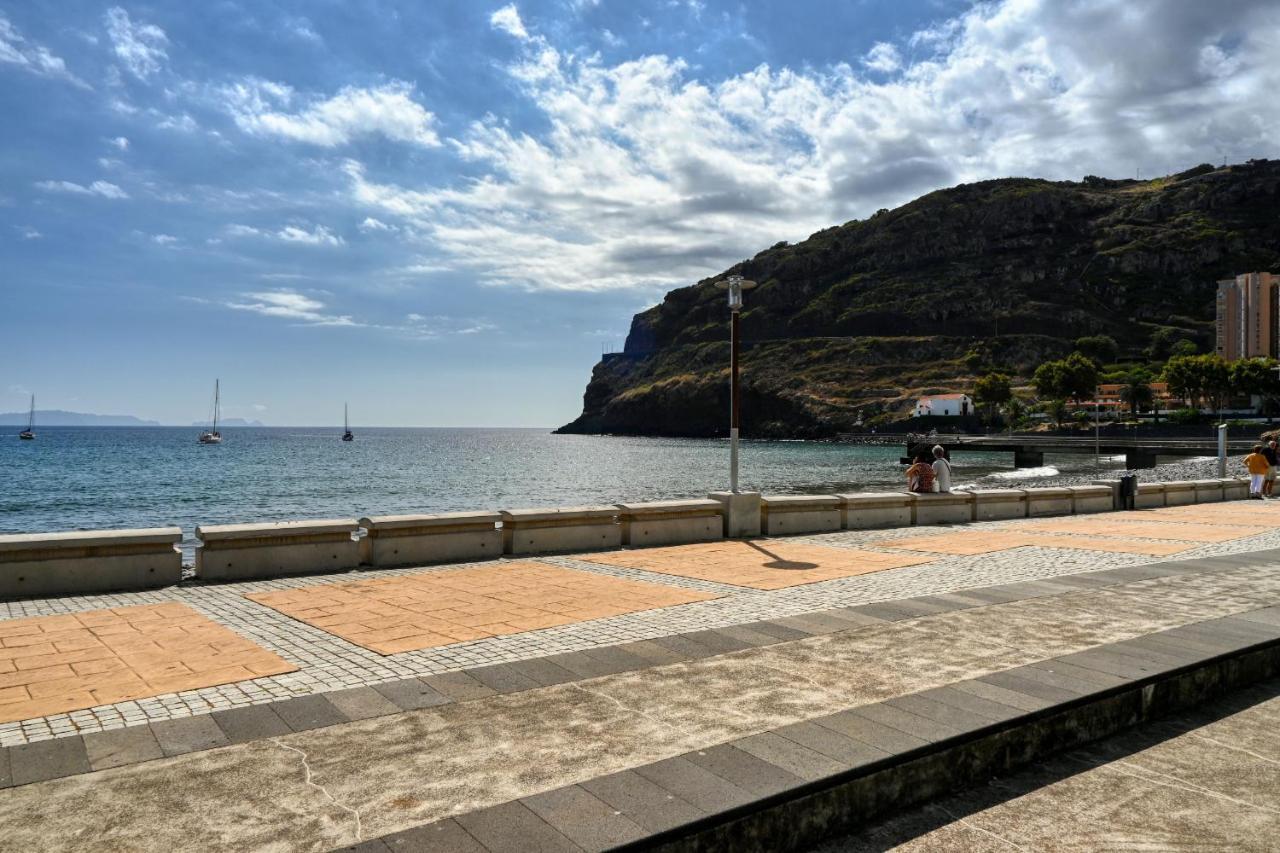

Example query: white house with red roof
[915,393,973,417]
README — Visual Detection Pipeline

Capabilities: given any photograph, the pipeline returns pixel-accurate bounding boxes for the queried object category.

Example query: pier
[902,434,1255,469]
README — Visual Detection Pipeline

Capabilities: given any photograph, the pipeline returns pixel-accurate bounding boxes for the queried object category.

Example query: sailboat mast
[213,380,219,431]
[344,403,348,432]
[28,394,35,431]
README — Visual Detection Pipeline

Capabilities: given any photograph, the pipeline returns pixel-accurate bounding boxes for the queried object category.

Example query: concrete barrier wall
[617,500,723,548]
[910,492,974,525]
[1025,487,1073,517]
[360,512,501,568]
[0,528,182,598]
[1164,481,1197,506]
[500,506,621,555]
[1222,478,1250,501]
[1192,479,1224,503]
[838,493,913,530]
[1136,482,1167,509]
[761,495,842,536]
[1069,485,1114,514]
[195,519,361,581]
[969,489,1028,521]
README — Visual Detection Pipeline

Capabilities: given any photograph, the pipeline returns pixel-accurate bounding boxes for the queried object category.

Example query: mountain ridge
[558,160,1280,438]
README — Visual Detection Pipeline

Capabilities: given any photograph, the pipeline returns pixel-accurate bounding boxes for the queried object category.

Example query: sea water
[1,427,1125,556]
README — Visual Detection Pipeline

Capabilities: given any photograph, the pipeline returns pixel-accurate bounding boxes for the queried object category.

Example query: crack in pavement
[1094,758,1280,817]
[270,739,364,842]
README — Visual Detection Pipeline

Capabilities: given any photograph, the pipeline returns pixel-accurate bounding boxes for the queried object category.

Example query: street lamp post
[716,274,756,492]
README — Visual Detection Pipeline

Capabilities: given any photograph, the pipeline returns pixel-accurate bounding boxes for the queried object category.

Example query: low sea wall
[0,478,1253,597]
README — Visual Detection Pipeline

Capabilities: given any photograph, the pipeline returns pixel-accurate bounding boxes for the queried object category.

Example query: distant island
[0,409,162,426]
[189,418,264,427]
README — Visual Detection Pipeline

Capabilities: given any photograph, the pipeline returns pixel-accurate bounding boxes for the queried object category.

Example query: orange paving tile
[578,540,934,590]
[878,530,1193,557]
[1009,518,1264,542]
[247,561,719,655]
[0,603,296,724]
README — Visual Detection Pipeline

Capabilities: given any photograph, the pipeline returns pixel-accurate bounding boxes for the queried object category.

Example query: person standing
[1245,445,1270,499]
[931,445,953,493]
[1264,441,1279,498]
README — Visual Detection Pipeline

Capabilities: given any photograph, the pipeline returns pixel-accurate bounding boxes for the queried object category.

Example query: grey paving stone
[912,684,1028,725]
[647,634,720,660]
[954,586,1031,604]
[771,611,867,634]
[980,668,1096,704]
[372,678,454,711]
[505,657,580,687]
[9,736,91,784]
[211,704,292,744]
[612,639,691,665]
[951,677,1055,713]
[678,629,754,654]
[773,720,891,768]
[888,692,1004,732]
[150,715,229,757]
[579,769,704,833]
[740,619,814,641]
[522,784,647,850]
[713,624,787,648]
[1232,606,1280,628]
[685,743,804,797]
[1054,648,1168,680]
[330,840,390,853]
[924,591,994,607]
[812,709,931,754]
[324,686,403,720]
[732,731,847,781]
[383,818,487,852]
[1136,630,1236,659]
[856,701,966,743]
[895,595,976,614]
[632,756,754,814]
[272,694,349,732]
[1044,574,1117,589]
[843,601,935,622]
[0,747,10,788]
[1025,659,1129,689]
[1107,637,1204,668]
[542,650,623,678]
[578,644,653,673]
[421,671,497,702]
[455,800,582,853]
[463,663,542,694]
[83,724,164,770]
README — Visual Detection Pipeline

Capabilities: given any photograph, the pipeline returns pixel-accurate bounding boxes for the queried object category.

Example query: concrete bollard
[761,495,843,536]
[360,512,501,568]
[616,500,723,548]
[195,519,361,581]
[0,527,183,598]
[707,491,763,538]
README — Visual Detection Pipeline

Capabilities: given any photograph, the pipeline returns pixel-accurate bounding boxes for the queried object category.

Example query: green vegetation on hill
[558,160,1280,438]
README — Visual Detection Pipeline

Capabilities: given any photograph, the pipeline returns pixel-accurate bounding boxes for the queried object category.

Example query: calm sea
[1,427,1119,559]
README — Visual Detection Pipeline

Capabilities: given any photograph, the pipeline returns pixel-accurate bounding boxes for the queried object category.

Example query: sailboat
[198,380,222,444]
[18,394,34,440]
[342,403,354,441]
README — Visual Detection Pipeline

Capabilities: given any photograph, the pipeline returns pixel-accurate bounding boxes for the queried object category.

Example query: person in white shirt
[931,445,952,493]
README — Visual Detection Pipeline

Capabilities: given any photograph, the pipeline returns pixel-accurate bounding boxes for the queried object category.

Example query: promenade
[2,500,1279,850]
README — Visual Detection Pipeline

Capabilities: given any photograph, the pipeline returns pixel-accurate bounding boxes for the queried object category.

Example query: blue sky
[3,0,1277,426]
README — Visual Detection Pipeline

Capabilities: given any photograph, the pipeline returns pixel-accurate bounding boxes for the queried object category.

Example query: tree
[1170,339,1198,357]
[1032,361,1067,400]
[1033,353,1097,404]
[1119,369,1154,416]
[1045,399,1069,428]
[1163,355,1203,409]
[1145,327,1179,361]
[972,373,1012,421]
[1074,335,1119,365]
[1164,354,1230,415]
[1229,357,1280,415]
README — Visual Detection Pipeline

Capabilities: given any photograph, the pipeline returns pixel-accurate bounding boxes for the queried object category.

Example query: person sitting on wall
[931,445,953,493]
[907,451,936,494]
[1244,445,1270,499]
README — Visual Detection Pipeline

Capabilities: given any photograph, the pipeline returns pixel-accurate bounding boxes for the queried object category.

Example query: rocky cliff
[558,160,1280,438]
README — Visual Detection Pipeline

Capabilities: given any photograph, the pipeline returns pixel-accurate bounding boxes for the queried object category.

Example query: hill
[189,418,264,427]
[558,160,1280,438]
[0,410,161,426]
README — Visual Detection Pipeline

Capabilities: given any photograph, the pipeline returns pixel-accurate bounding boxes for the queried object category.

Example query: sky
[2,0,1278,427]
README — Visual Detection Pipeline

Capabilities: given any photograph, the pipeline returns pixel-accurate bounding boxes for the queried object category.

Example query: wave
[988,465,1061,480]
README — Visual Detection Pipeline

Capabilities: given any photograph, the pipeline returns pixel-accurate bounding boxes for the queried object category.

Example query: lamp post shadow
[742,539,818,572]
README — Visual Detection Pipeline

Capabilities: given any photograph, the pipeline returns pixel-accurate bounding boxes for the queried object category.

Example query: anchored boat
[342,403,354,441]
[198,380,223,444]
[18,394,34,440]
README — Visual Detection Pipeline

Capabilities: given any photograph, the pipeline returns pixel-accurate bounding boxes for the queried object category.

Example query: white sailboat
[18,394,34,440]
[342,403,354,441]
[199,380,223,444]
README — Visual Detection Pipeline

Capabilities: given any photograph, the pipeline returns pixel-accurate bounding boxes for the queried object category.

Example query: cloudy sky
[3,0,1277,426]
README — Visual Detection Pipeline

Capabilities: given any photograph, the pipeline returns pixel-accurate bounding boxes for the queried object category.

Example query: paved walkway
[812,678,1280,851]
[3,501,1280,746]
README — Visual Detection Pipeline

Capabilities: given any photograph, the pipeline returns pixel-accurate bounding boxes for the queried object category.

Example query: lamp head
[715,274,757,311]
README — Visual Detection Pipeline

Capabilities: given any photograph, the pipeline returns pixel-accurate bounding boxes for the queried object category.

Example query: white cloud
[35,179,129,199]
[104,7,168,80]
[155,113,197,133]
[862,42,901,73]
[223,290,356,326]
[0,13,90,88]
[402,313,497,338]
[14,225,42,240]
[358,216,394,233]
[341,0,1280,293]
[223,78,440,148]
[222,222,344,247]
[490,5,530,40]
[151,233,178,245]
[109,136,129,151]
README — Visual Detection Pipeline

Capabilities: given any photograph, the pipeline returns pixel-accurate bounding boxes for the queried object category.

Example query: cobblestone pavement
[3,502,1280,746]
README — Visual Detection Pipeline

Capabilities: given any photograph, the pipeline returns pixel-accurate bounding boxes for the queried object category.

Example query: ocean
[1,427,1129,559]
